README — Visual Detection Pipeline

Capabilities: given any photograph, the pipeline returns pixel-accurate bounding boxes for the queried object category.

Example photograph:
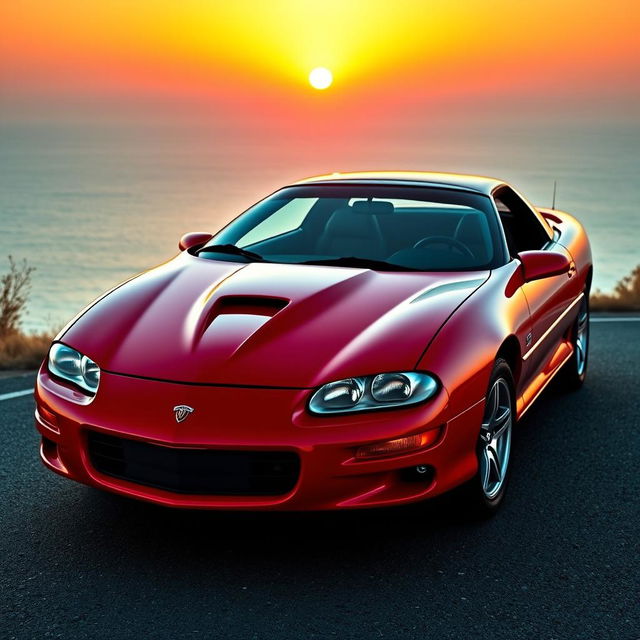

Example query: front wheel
[453,358,515,518]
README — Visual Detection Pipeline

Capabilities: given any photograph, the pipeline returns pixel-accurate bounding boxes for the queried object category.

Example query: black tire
[452,358,516,519]
[558,292,589,391]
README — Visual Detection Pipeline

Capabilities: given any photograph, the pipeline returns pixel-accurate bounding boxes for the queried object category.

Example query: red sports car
[35,172,592,516]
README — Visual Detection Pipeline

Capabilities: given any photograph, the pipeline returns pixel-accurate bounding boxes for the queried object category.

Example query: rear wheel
[453,359,515,518]
[559,293,589,391]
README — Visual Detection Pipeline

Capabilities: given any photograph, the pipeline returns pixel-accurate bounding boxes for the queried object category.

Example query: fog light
[400,464,435,483]
[355,428,441,459]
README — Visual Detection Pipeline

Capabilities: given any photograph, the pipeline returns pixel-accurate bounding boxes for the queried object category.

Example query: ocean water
[1,114,638,333]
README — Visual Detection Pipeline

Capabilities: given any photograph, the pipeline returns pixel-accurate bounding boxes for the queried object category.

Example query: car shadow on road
[79,483,473,560]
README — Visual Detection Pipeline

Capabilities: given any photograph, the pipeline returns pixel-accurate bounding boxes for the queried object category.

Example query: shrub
[0,256,52,369]
[0,256,35,337]
[590,265,640,311]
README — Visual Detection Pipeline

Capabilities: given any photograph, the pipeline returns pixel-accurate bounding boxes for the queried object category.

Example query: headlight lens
[309,371,438,415]
[48,343,100,394]
[371,373,412,402]
[316,378,364,410]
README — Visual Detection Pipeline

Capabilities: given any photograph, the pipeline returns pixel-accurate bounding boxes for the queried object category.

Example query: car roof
[292,171,507,195]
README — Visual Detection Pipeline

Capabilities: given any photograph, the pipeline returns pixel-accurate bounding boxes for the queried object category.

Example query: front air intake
[86,431,300,496]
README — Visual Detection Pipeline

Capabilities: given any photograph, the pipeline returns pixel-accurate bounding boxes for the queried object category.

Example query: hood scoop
[188,295,290,358]
[213,296,289,318]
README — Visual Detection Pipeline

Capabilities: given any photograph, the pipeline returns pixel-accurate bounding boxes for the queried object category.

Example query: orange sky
[2,0,639,112]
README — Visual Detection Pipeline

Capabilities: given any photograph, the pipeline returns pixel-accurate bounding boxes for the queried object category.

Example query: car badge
[173,405,194,423]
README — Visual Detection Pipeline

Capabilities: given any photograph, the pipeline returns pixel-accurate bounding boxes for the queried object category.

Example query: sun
[309,67,333,90]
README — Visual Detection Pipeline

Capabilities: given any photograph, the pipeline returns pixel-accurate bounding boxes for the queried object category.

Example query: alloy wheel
[479,378,513,499]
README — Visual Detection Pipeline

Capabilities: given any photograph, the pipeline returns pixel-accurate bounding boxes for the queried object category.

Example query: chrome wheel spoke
[493,415,511,441]
[481,382,499,429]
[481,448,492,490]
[578,310,588,333]
[487,446,502,482]
[493,401,510,425]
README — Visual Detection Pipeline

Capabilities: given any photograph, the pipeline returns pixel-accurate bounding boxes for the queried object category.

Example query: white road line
[590,317,640,323]
[0,389,33,402]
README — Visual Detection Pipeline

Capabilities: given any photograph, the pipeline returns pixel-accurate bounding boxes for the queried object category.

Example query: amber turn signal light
[355,428,441,459]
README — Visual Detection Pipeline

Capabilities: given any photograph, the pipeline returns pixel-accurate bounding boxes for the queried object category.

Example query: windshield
[199,184,506,271]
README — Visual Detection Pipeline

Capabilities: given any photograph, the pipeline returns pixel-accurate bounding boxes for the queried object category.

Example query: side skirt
[516,339,573,420]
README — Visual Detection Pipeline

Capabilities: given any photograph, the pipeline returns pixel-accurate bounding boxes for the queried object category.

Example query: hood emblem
[173,405,194,423]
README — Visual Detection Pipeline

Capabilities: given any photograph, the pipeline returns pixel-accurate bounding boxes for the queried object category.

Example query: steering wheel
[413,235,475,258]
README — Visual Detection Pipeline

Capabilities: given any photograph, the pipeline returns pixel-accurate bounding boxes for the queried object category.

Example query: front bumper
[35,367,483,510]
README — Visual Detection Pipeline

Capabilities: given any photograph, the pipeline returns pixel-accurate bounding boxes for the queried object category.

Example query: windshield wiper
[301,256,416,271]
[197,244,266,262]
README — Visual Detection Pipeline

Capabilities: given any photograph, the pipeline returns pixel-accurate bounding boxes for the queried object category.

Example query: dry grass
[0,331,53,369]
[590,265,640,312]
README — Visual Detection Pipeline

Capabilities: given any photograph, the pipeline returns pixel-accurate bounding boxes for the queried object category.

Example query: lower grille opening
[86,431,300,496]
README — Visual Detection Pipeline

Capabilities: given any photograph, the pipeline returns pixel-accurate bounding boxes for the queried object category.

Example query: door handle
[568,262,576,278]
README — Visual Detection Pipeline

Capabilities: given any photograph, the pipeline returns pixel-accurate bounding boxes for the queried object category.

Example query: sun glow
[309,67,333,90]
[0,0,638,105]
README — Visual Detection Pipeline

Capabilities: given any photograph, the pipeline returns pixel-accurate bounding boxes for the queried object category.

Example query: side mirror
[179,231,213,252]
[518,250,571,282]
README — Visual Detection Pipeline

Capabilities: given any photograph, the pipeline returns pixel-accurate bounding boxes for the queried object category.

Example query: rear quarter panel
[538,207,593,291]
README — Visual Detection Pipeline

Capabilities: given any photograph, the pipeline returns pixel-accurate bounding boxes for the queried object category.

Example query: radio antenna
[551,180,557,210]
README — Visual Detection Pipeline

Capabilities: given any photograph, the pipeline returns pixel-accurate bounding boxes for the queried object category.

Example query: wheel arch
[496,335,522,388]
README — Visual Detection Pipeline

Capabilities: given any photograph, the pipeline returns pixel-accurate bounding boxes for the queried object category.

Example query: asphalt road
[1,320,639,640]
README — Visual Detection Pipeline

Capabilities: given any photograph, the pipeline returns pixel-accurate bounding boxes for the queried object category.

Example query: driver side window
[494,187,550,256]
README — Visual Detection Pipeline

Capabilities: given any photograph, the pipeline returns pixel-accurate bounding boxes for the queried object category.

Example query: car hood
[61,254,488,387]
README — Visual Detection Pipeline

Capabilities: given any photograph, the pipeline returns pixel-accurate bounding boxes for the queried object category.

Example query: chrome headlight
[48,343,101,394]
[309,372,438,415]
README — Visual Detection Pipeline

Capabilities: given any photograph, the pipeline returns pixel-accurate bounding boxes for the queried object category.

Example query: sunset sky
[2,0,638,121]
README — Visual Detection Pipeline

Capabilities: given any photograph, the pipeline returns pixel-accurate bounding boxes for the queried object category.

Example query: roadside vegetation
[590,265,640,312]
[0,257,638,369]
[0,257,54,369]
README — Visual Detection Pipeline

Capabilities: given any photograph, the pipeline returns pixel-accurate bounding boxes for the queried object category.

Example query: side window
[494,187,550,255]
[238,198,317,247]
